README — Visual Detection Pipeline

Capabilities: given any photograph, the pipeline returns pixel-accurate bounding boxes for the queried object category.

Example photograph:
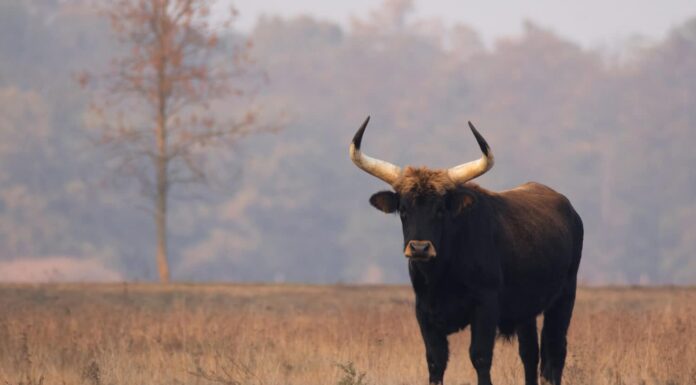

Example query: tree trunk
[155,153,169,283]
[155,83,170,283]
[154,4,171,283]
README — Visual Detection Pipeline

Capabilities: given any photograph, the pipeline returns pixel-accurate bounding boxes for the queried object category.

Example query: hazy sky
[219,0,696,47]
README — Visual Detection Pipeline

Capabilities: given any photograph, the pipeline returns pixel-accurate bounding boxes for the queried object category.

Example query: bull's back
[492,182,582,322]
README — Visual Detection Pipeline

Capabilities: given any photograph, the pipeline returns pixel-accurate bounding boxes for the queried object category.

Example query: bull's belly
[498,279,567,322]
[498,245,574,321]
[419,285,562,337]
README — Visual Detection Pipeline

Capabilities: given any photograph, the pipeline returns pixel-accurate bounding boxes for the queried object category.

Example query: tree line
[0,0,694,284]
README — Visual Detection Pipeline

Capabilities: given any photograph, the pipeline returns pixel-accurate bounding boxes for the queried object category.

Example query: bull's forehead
[393,167,454,198]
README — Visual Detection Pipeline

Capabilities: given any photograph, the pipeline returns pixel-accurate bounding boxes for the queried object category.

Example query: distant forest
[1,0,695,284]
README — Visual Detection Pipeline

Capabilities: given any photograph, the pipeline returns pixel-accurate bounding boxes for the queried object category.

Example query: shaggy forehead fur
[393,167,455,197]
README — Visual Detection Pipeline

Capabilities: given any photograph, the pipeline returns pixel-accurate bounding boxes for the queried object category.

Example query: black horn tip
[352,115,371,149]
[468,121,490,156]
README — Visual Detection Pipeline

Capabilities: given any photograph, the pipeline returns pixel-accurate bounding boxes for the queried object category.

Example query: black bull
[350,118,583,385]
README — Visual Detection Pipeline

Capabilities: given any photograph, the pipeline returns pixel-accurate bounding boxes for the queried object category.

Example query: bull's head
[350,116,494,260]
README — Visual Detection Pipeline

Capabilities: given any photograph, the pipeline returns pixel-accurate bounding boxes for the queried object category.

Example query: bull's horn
[350,116,402,186]
[447,121,495,183]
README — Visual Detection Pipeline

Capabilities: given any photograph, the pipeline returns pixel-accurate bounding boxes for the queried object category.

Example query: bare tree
[80,0,270,282]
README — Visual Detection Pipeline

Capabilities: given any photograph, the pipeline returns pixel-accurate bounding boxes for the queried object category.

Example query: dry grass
[0,284,694,385]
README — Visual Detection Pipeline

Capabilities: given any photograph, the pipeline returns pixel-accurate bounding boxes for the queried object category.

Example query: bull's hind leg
[516,319,539,385]
[540,283,576,385]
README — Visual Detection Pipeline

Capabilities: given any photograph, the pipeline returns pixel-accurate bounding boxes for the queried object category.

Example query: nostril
[406,241,435,258]
[409,241,428,253]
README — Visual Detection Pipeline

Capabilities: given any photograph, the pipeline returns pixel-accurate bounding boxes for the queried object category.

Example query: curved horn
[349,116,402,186]
[447,121,495,183]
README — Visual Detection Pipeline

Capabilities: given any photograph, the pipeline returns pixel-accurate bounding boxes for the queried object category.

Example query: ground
[0,284,694,385]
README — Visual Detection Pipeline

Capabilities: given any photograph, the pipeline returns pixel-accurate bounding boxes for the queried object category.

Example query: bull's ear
[448,190,477,215]
[369,191,399,213]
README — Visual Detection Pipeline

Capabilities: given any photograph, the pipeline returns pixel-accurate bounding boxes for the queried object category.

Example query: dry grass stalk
[0,284,693,385]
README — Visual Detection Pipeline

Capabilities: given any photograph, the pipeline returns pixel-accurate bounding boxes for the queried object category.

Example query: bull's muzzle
[404,240,437,260]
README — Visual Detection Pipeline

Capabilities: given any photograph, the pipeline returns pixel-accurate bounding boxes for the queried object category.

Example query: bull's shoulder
[499,182,569,206]
[492,182,578,227]
[501,181,557,195]
[463,181,577,221]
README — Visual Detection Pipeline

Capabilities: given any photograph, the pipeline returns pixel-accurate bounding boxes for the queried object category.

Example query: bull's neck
[409,254,451,292]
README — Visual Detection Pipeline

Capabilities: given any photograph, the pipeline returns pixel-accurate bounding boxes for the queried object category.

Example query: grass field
[0,284,694,385]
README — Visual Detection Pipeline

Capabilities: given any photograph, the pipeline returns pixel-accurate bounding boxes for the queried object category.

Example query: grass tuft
[336,362,369,385]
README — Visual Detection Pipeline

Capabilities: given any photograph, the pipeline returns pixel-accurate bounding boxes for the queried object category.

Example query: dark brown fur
[366,169,583,385]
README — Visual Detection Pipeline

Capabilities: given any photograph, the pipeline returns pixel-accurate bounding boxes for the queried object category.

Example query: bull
[349,117,583,385]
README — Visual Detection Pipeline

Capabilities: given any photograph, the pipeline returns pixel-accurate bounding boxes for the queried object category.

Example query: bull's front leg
[416,308,449,385]
[469,296,499,385]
